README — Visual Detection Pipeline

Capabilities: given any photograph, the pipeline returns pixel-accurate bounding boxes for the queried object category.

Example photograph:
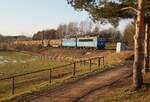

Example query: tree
[57,24,68,37]
[67,22,79,34]
[67,0,147,90]
[79,20,93,35]
[123,23,135,48]
[144,23,150,73]
[133,0,145,89]
[0,34,4,42]
[93,26,100,35]
[32,29,58,40]
[112,30,122,42]
[78,21,85,35]
[99,28,122,42]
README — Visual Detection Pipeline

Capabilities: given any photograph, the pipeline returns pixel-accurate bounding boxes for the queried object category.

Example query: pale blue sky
[0,0,89,36]
[0,0,130,36]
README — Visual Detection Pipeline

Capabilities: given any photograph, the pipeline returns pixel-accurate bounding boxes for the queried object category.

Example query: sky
[0,0,130,36]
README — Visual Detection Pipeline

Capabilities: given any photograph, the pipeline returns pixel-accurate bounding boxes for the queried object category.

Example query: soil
[21,64,132,102]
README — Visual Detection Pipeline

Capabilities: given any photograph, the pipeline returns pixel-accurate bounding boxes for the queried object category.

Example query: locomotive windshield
[79,39,93,42]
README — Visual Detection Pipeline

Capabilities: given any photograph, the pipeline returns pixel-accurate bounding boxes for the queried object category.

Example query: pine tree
[67,0,148,90]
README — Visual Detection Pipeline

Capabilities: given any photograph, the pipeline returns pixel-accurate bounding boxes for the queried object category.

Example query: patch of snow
[3,60,8,63]
[0,56,3,59]
[0,61,4,64]
[12,60,17,63]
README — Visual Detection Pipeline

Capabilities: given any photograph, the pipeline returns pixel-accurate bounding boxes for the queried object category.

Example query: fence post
[98,57,100,68]
[12,77,15,95]
[84,60,86,66]
[80,60,82,66]
[49,69,52,83]
[90,59,92,71]
[102,57,104,66]
[72,63,76,77]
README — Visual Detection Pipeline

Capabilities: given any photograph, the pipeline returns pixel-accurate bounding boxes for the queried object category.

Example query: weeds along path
[23,65,132,102]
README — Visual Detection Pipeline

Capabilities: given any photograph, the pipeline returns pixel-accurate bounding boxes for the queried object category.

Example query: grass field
[0,51,70,99]
[0,49,149,102]
[0,51,102,100]
[0,51,67,78]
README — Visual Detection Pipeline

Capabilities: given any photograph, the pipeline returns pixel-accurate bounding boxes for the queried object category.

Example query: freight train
[13,36,106,49]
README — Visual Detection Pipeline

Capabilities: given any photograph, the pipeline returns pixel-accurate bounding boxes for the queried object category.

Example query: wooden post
[90,59,92,71]
[72,63,76,77]
[102,57,105,66]
[84,60,86,66]
[98,57,100,68]
[49,69,52,83]
[144,23,150,73]
[12,77,15,95]
[80,60,82,66]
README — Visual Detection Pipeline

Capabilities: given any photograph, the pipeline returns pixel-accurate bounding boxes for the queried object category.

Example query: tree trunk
[133,0,145,90]
[144,23,150,73]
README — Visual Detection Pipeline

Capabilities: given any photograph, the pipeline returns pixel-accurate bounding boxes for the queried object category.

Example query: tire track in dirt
[21,64,132,102]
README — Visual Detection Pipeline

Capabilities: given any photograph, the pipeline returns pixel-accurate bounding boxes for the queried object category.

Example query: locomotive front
[97,37,105,49]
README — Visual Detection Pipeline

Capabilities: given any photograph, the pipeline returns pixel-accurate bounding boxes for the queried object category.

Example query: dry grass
[1,48,145,102]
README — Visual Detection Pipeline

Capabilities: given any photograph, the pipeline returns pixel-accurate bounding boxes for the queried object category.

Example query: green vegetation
[0,51,66,78]
[0,51,68,99]
[105,43,116,50]
[1,50,148,102]
[1,62,108,102]
[0,51,103,101]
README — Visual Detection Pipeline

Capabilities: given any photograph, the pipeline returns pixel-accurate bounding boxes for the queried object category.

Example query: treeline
[32,20,94,40]
[0,34,31,43]
[32,29,58,40]
[0,20,138,49]
[33,20,123,43]
[0,35,31,51]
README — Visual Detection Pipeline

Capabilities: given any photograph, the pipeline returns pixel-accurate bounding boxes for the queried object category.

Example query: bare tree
[57,24,67,37]
[67,22,79,35]
[79,20,93,35]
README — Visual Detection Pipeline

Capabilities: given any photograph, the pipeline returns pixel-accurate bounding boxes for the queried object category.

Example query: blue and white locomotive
[62,36,105,49]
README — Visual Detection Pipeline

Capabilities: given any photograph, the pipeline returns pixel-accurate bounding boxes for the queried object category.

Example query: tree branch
[121,7,138,13]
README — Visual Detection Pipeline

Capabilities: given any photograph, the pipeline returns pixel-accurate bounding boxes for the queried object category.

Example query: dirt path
[23,65,132,102]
